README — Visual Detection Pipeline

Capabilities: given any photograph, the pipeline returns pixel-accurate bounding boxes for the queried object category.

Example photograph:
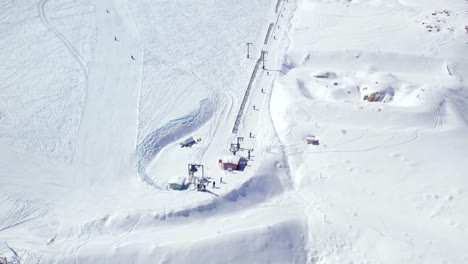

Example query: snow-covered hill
[271,0,468,262]
[0,0,467,263]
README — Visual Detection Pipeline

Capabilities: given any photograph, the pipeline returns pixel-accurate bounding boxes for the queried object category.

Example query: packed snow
[0,0,467,263]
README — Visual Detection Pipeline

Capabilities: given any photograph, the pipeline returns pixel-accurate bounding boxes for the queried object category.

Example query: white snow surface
[0,0,467,263]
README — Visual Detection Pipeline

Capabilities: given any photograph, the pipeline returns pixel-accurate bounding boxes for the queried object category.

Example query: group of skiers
[107,9,136,61]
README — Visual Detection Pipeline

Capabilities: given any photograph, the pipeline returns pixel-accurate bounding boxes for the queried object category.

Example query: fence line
[264,23,274,45]
[232,1,284,134]
[232,57,262,134]
[275,0,282,13]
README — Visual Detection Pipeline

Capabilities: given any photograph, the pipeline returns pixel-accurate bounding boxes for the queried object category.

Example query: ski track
[190,96,221,163]
[37,0,88,75]
[0,194,48,232]
[280,131,404,155]
[137,98,215,187]
[144,46,216,93]
[421,28,447,134]
[137,46,218,148]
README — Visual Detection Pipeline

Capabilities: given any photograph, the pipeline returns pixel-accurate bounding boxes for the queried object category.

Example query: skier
[106,9,110,13]
[220,177,223,184]
[212,181,216,188]
[261,88,264,93]
[131,55,135,60]
[114,36,118,41]
[253,105,256,110]
[249,132,252,138]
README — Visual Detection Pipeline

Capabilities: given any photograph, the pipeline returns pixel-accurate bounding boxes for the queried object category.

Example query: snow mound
[358,72,396,103]
[294,70,402,104]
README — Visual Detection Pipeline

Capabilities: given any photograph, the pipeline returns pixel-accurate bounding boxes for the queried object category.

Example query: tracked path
[73,0,142,184]
[37,0,89,75]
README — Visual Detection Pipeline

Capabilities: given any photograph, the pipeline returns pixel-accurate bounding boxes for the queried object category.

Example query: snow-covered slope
[0,0,95,163]
[0,0,467,262]
[271,0,468,262]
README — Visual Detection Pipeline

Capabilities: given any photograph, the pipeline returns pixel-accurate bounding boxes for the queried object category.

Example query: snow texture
[0,0,467,263]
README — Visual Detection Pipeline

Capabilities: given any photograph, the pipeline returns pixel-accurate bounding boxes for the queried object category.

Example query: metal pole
[246,43,253,58]
[187,164,190,182]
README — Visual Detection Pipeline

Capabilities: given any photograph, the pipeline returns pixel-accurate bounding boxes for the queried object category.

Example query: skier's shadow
[203,189,218,196]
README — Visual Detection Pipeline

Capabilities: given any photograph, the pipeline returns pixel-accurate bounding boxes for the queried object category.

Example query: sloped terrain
[0,0,467,263]
[271,0,468,262]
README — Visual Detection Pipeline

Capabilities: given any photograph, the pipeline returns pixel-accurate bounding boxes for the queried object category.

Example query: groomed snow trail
[73,0,142,184]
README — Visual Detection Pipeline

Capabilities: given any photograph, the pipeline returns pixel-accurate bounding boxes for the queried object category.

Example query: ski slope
[1,0,467,263]
[270,0,468,262]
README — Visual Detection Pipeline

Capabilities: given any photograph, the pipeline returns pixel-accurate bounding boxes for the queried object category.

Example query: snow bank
[71,219,306,264]
[137,98,215,187]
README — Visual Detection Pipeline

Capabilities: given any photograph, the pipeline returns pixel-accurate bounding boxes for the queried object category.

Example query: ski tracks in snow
[37,0,88,75]
[424,57,446,132]
[145,46,216,93]
[136,44,233,179]
[0,193,49,232]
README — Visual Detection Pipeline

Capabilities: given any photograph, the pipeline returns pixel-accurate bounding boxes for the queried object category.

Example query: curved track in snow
[137,98,216,187]
[37,0,89,75]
